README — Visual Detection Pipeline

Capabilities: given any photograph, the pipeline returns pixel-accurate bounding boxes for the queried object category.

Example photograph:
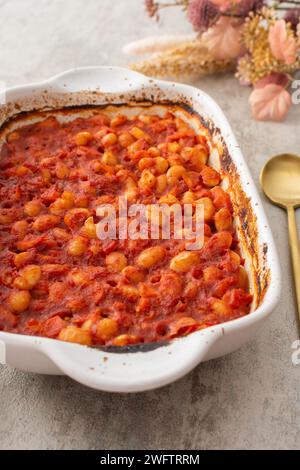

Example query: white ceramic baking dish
[0,66,281,392]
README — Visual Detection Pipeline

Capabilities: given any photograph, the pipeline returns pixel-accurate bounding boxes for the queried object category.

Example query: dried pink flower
[187,0,220,32]
[285,8,300,32]
[210,0,232,12]
[233,0,264,17]
[268,19,297,65]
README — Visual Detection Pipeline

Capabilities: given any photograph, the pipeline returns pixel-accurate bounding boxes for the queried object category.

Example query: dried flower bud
[187,0,220,32]
[285,8,300,32]
[145,0,159,19]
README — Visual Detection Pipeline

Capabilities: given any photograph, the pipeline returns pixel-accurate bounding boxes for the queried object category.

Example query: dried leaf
[202,17,244,60]
[249,83,292,121]
[268,19,297,65]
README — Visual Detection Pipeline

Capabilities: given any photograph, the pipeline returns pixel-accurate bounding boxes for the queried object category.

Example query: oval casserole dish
[0,66,281,392]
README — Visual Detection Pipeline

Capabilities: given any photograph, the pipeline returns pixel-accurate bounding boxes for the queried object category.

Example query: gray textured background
[0,0,299,450]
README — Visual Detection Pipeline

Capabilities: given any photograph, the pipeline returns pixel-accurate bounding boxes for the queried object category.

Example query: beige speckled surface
[0,0,299,450]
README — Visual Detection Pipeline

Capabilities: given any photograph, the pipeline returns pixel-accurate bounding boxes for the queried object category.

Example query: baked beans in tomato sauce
[0,108,252,347]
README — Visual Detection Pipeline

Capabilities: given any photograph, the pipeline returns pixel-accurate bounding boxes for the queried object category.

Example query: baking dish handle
[47,66,150,94]
[41,328,221,393]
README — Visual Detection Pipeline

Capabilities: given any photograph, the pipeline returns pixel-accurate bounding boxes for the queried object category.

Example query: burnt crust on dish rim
[0,91,270,353]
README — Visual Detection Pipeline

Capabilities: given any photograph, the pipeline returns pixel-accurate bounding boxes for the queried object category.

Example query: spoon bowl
[260,154,300,209]
[260,153,300,335]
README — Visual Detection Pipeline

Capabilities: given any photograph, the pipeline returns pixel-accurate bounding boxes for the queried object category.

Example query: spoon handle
[287,206,300,332]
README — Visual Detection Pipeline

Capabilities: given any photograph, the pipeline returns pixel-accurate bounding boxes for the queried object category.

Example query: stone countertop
[0,0,299,450]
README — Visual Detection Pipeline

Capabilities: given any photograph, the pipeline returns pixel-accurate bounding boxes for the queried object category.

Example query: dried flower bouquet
[123,1,300,121]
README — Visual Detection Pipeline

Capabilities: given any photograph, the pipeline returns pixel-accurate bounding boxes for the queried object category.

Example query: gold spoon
[260,154,300,332]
